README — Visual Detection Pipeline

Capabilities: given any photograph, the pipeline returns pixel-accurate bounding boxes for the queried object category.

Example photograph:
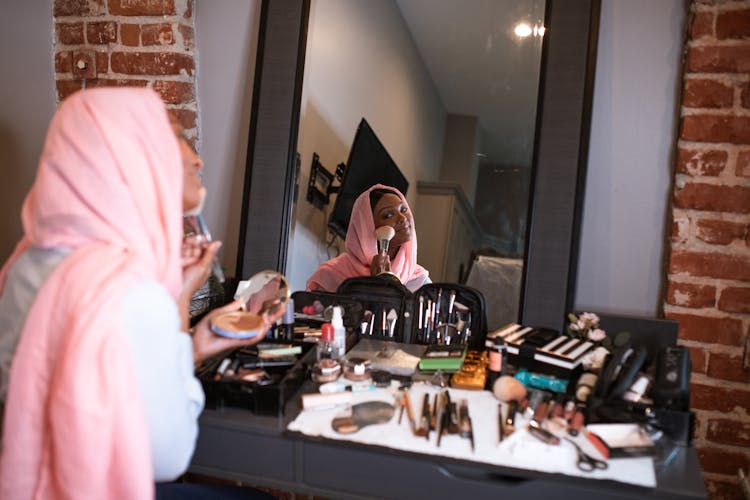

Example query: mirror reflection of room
[288,0,545,329]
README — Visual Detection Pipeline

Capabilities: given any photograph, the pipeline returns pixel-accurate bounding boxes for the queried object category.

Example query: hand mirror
[331,401,395,434]
[210,270,290,339]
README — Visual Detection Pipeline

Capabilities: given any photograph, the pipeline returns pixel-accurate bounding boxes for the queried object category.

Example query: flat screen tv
[327,118,409,238]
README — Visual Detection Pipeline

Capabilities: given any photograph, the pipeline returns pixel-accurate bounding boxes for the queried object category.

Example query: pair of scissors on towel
[564,438,608,472]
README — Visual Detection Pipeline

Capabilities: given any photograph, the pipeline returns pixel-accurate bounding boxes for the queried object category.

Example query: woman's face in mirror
[172,120,204,212]
[372,193,413,247]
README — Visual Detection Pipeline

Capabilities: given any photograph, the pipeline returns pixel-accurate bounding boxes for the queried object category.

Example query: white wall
[575,0,686,316]
[0,1,56,262]
[194,0,261,277]
[0,1,261,275]
[441,114,480,205]
[287,0,446,291]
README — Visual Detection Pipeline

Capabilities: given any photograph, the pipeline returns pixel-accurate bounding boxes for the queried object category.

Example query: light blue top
[0,247,204,481]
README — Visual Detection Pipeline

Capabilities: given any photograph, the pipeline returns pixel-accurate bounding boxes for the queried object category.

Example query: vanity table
[189,314,706,499]
[190,400,705,499]
[190,313,706,499]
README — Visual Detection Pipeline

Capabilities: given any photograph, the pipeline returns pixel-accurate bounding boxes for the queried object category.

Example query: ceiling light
[514,23,532,37]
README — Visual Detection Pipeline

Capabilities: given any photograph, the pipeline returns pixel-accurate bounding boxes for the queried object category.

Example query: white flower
[580,312,600,326]
[587,328,607,342]
[582,346,610,372]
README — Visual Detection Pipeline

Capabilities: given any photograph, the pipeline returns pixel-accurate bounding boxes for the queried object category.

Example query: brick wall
[665,1,750,498]
[53,0,198,144]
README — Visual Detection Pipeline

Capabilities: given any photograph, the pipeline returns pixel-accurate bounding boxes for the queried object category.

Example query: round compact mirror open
[210,270,290,339]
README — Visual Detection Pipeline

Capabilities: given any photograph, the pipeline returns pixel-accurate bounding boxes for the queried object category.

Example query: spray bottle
[332,306,346,358]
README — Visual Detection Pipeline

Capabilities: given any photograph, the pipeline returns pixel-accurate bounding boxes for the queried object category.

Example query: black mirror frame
[236,0,600,333]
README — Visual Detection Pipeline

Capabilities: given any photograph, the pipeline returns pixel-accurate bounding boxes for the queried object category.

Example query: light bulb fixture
[514,21,545,38]
[514,23,532,37]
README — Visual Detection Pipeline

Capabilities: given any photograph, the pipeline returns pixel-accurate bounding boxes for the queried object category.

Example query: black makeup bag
[335,276,487,348]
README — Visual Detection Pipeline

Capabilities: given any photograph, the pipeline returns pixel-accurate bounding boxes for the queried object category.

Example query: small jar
[343,357,372,382]
[311,358,342,383]
[575,372,598,403]
[312,323,341,383]
[622,374,653,403]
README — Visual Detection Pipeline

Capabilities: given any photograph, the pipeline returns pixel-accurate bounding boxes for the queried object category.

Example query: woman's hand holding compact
[178,239,222,332]
[191,298,286,364]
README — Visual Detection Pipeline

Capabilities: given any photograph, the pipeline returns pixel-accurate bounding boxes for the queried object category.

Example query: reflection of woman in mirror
[0,88,278,498]
[245,273,284,315]
[306,184,430,292]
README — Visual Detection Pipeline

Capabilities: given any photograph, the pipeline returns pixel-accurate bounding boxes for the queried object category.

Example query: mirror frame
[236,0,600,333]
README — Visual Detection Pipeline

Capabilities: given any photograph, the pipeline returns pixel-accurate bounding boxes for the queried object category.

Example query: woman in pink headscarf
[306,184,430,293]
[0,88,278,499]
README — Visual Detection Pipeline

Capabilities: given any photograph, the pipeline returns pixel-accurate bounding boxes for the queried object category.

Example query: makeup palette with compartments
[487,323,595,377]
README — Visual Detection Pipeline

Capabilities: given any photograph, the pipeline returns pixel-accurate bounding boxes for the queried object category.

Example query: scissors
[564,438,608,472]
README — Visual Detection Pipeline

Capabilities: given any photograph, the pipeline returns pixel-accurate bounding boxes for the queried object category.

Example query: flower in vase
[587,328,607,342]
[566,311,630,372]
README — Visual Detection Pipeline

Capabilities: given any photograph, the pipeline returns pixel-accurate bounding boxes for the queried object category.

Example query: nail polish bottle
[485,336,506,391]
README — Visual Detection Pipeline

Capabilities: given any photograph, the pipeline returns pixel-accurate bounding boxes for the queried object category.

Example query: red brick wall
[665,1,750,498]
[53,0,197,143]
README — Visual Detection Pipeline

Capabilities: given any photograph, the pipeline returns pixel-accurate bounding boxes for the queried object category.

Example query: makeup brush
[387,308,398,337]
[374,225,396,256]
[195,212,225,284]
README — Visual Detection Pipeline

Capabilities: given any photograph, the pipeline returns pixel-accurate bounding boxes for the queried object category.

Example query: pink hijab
[0,88,183,499]
[306,184,428,292]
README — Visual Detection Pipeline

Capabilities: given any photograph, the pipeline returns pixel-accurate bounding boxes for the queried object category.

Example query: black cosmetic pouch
[336,277,487,347]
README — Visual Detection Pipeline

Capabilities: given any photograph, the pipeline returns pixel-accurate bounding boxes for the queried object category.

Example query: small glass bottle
[331,306,346,358]
[312,323,341,383]
[279,298,295,341]
[485,336,506,391]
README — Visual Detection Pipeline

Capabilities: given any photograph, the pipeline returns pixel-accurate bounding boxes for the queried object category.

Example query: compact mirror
[210,270,290,339]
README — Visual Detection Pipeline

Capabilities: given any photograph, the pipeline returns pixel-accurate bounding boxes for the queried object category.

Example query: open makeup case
[293,277,488,387]
[196,341,316,416]
[196,276,487,416]
[326,276,488,348]
[194,273,316,416]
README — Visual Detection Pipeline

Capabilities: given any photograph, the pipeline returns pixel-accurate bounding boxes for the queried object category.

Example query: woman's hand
[177,238,221,331]
[181,234,206,269]
[370,253,391,276]
[191,298,287,364]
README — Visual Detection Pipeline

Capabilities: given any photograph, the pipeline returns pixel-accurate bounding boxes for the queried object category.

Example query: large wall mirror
[236,0,600,333]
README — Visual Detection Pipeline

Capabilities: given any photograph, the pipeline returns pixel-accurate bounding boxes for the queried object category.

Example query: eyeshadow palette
[487,323,595,373]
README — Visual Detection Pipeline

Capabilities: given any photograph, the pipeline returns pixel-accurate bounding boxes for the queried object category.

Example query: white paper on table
[287,383,656,488]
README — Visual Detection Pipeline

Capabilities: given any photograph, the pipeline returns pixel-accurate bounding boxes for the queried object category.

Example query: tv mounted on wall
[327,118,409,239]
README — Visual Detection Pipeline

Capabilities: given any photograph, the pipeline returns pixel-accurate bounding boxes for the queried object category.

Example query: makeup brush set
[333,276,487,348]
[397,389,475,451]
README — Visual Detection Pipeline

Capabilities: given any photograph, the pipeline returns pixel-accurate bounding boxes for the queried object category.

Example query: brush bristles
[374,225,396,241]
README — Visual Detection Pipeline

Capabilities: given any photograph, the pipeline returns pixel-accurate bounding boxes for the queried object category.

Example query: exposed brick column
[53,0,198,143]
[665,1,750,498]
